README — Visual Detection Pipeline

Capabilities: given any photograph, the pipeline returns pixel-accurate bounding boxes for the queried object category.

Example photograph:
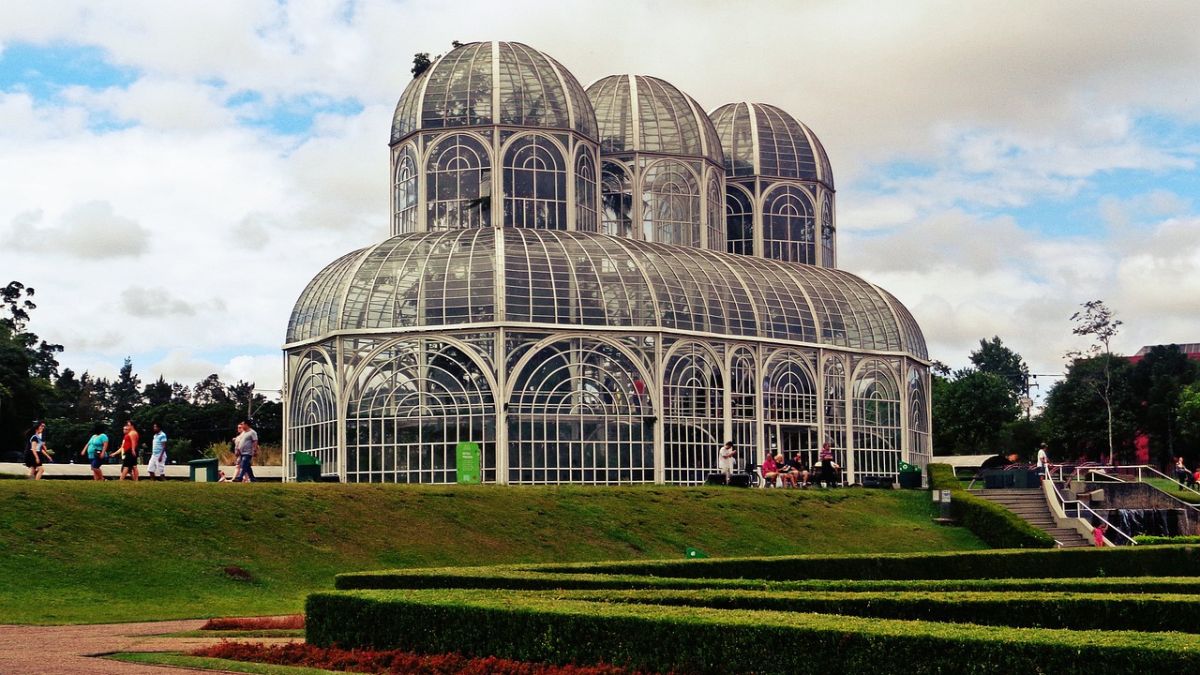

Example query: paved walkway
[0,619,300,674]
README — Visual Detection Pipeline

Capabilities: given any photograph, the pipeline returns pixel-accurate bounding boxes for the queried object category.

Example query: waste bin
[294,451,321,482]
[898,461,922,489]
[189,457,219,482]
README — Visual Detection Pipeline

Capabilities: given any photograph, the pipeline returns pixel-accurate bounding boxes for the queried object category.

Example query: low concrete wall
[0,462,281,481]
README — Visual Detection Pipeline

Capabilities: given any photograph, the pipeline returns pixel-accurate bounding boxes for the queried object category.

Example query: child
[1093,522,1108,548]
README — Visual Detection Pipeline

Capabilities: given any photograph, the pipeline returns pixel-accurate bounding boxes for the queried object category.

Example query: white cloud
[5,201,149,258]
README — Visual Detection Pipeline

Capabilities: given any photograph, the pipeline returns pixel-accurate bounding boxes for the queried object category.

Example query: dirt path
[0,619,300,674]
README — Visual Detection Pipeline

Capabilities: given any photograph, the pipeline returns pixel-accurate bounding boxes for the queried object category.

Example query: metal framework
[285,40,930,486]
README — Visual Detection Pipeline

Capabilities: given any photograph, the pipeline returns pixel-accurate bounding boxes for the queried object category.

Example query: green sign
[456,441,481,484]
[685,547,708,559]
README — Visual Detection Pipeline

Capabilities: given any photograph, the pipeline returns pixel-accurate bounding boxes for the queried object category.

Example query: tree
[1069,300,1123,464]
[411,52,432,77]
[192,373,230,406]
[109,357,143,426]
[1180,383,1200,448]
[1041,355,1137,462]
[143,376,174,407]
[1131,345,1199,464]
[969,336,1030,398]
[932,368,1020,454]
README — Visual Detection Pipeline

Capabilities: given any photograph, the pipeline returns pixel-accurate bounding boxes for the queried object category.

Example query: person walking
[232,419,259,482]
[80,423,109,481]
[146,422,168,481]
[717,441,736,484]
[116,420,140,481]
[24,421,51,479]
[1036,443,1051,480]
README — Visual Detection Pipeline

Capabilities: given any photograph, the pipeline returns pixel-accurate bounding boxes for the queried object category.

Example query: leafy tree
[1131,345,1199,464]
[143,376,174,407]
[109,357,143,426]
[1068,300,1123,464]
[411,52,432,77]
[1180,383,1200,448]
[969,336,1030,397]
[192,373,230,406]
[932,368,1020,454]
[1041,354,1137,462]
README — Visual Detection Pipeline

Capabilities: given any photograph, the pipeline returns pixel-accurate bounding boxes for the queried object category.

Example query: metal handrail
[1046,478,1137,546]
[1068,463,1200,499]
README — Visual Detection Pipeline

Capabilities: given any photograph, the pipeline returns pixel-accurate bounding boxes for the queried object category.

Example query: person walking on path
[24,420,51,479]
[80,423,109,481]
[146,421,168,480]
[232,419,259,482]
[717,441,736,484]
[1036,443,1051,479]
[116,420,140,481]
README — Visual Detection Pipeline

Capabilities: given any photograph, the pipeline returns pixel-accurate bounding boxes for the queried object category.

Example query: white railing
[1063,463,1200,500]
[1045,478,1137,546]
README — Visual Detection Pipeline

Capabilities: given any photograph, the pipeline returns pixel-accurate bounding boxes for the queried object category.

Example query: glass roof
[287,230,924,359]
[710,102,834,187]
[390,41,597,145]
[586,75,723,165]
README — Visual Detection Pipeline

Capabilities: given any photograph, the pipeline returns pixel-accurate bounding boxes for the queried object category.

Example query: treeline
[1,281,279,463]
[934,334,1200,467]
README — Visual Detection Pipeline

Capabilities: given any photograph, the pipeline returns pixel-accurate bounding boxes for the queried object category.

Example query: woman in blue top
[79,423,110,481]
[24,421,51,480]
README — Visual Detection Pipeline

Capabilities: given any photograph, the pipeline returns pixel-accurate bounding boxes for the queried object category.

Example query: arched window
[725,184,753,256]
[508,338,652,484]
[730,347,756,471]
[504,135,567,230]
[705,173,724,252]
[852,359,901,481]
[288,346,339,476]
[642,160,699,246]
[821,192,835,267]
[600,160,633,238]
[393,144,419,235]
[823,355,847,472]
[575,149,598,232]
[762,185,815,264]
[908,365,930,468]
[426,134,491,230]
[345,338,494,483]
[663,342,723,484]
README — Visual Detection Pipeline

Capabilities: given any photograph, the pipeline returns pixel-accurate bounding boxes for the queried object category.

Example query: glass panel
[663,342,724,485]
[393,143,419,235]
[762,184,815,264]
[504,134,567,230]
[287,345,339,475]
[425,133,492,230]
[641,159,699,246]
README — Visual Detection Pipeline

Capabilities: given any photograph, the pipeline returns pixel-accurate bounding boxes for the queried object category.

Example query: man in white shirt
[717,441,736,484]
[147,422,168,480]
[1036,443,1050,479]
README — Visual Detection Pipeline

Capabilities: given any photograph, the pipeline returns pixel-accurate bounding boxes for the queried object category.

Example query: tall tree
[1042,355,1137,462]
[109,357,143,426]
[192,373,230,406]
[969,336,1030,397]
[143,376,174,407]
[1132,346,1200,463]
[1068,300,1123,464]
[932,368,1020,454]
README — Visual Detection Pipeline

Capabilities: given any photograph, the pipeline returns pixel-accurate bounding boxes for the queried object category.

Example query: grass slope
[0,482,983,624]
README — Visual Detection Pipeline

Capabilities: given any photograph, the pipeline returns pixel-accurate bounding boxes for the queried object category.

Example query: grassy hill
[0,481,984,624]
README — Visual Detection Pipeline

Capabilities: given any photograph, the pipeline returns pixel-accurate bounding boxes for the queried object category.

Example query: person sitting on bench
[773,453,799,488]
[761,453,782,487]
[787,451,810,487]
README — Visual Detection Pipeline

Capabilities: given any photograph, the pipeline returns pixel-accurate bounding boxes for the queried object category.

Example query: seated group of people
[761,444,841,488]
[1173,457,1200,488]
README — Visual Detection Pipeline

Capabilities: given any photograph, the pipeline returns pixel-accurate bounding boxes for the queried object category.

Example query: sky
[1,0,1198,404]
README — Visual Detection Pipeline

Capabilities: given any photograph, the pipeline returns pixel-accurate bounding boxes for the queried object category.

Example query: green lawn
[0,481,983,624]
[1142,477,1200,503]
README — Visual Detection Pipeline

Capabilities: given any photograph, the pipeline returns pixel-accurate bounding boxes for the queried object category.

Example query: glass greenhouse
[284,41,931,484]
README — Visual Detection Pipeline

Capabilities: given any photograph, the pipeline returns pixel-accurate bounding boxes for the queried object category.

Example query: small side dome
[586,75,723,166]
[710,102,833,187]
[391,41,598,144]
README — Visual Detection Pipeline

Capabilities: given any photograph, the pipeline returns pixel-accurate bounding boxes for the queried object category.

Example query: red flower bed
[200,614,306,631]
[193,641,650,674]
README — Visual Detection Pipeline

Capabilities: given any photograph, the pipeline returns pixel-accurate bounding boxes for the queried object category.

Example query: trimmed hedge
[528,545,1200,581]
[1136,535,1200,546]
[564,588,1200,633]
[307,589,1200,674]
[928,463,1056,549]
[337,566,1200,594]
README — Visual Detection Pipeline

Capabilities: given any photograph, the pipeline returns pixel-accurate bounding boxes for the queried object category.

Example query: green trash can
[294,451,321,482]
[897,461,922,489]
[188,457,219,482]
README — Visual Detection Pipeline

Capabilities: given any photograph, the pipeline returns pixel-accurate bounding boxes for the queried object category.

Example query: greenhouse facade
[283,41,931,485]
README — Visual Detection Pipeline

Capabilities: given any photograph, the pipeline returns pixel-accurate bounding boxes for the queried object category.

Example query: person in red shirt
[117,420,140,481]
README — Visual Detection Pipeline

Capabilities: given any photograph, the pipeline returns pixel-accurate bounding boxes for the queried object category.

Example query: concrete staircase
[969,488,1091,548]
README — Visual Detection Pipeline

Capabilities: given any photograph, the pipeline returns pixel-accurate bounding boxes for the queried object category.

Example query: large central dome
[390,41,597,145]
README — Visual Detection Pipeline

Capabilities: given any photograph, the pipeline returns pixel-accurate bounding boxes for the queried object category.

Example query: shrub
[201,614,305,631]
[306,589,1200,674]
[1135,535,1200,546]
[928,463,1055,548]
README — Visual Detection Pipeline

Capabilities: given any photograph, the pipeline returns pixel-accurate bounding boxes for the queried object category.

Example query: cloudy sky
[1,0,1198,402]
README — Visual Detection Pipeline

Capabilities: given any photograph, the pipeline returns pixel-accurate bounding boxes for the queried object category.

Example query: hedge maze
[309,547,1200,674]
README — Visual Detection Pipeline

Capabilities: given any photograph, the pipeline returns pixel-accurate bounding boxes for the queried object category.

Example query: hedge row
[306,589,1200,675]
[562,588,1200,633]
[528,545,1200,581]
[1136,535,1200,546]
[927,463,1056,549]
[337,566,1200,595]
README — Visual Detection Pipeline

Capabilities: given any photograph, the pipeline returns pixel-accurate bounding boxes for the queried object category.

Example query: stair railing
[1045,479,1137,546]
[1070,463,1200,500]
